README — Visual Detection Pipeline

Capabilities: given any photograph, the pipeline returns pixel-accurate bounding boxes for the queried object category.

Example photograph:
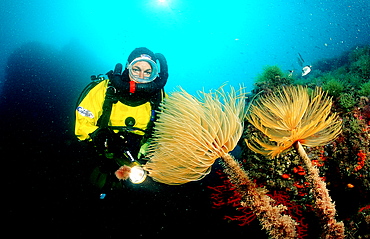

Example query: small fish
[347,183,354,189]
[288,70,294,78]
[302,65,312,76]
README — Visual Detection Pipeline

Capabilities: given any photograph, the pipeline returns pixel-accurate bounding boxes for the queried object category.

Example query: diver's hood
[127,47,157,64]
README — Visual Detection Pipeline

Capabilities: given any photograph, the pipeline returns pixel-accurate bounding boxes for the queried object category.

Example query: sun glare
[158,0,169,7]
[153,0,172,11]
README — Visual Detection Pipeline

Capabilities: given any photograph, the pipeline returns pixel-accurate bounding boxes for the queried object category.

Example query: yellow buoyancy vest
[75,80,152,141]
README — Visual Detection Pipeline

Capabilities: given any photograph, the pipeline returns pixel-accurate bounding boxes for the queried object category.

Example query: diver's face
[129,61,152,83]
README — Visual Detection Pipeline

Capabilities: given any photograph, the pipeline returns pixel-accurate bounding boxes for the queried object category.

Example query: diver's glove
[109,63,124,86]
[138,141,151,160]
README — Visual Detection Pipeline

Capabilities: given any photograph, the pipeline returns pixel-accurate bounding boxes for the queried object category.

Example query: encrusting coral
[221,153,298,239]
[246,85,345,238]
[144,86,298,238]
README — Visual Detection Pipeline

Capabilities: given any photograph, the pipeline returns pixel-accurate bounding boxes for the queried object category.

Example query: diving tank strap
[97,83,118,128]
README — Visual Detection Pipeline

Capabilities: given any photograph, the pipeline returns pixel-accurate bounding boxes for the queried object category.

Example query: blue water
[1,0,369,94]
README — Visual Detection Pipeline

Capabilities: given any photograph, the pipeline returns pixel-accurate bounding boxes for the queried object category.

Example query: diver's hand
[112,63,123,82]
[138,141,150,160]
[107,63,123,80]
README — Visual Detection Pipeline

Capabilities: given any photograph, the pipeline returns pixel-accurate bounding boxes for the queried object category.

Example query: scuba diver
[75,47,168,195]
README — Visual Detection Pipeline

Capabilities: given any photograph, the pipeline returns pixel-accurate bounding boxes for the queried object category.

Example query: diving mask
[128,55,159,83]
